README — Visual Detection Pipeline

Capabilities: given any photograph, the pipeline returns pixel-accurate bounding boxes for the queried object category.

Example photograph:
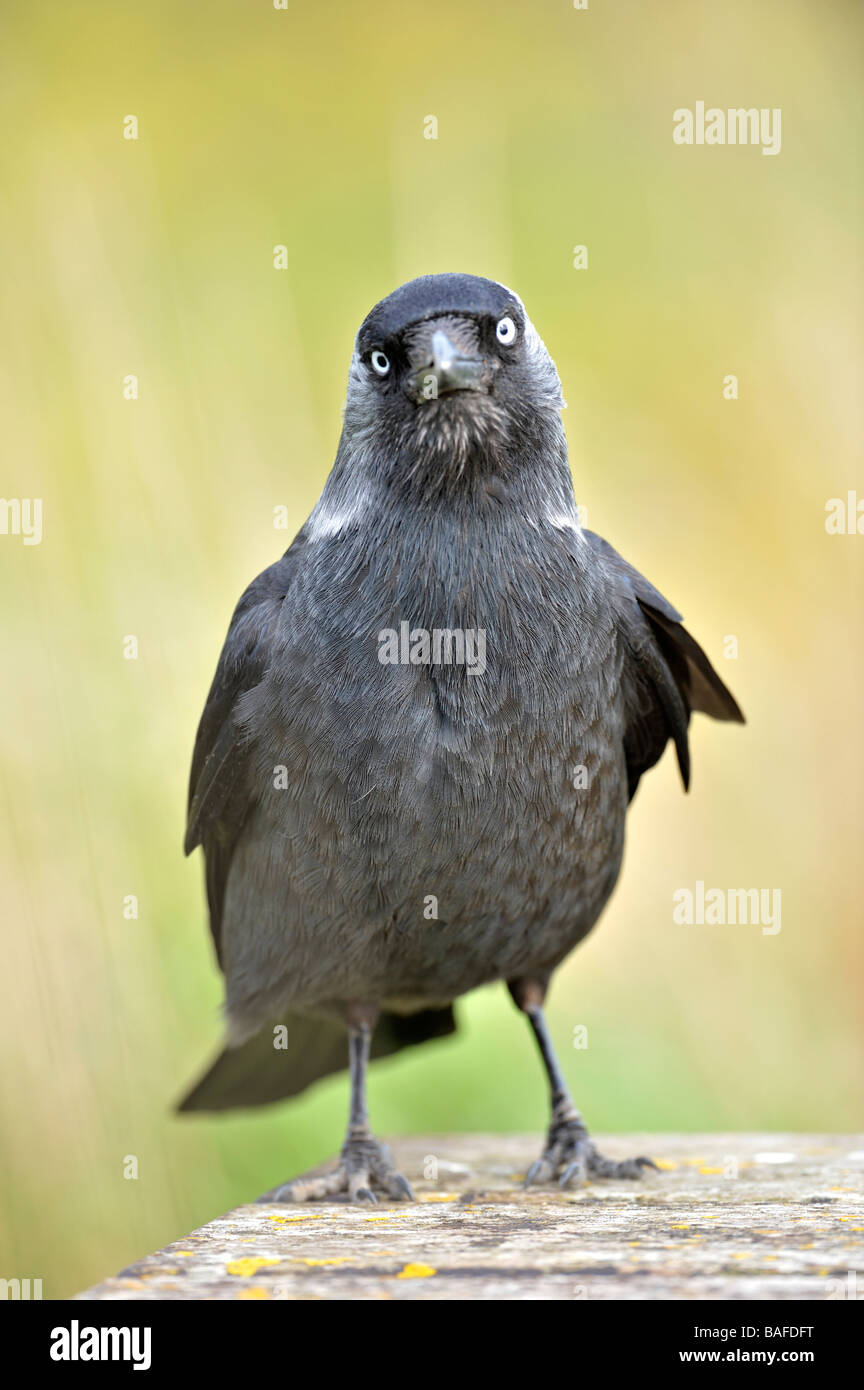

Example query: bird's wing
[583,529,744,800]
[185,538,306,964]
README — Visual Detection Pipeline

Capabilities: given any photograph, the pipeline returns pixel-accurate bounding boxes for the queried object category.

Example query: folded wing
[185,542,305,963]
[583,530,744,800]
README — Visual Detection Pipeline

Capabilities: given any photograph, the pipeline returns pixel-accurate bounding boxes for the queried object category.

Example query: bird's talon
[525,1113,659,1189]
[559,1156,586,1188]
[524,1158,550,1189]
[267,1132,413,1205]
[386,1174,415,1201]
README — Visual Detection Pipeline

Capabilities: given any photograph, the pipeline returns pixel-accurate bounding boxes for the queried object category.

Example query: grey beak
[413,329,488,399]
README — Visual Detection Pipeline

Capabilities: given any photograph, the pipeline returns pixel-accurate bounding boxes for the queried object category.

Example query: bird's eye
[370,350,390,377]
[495,316,518,345]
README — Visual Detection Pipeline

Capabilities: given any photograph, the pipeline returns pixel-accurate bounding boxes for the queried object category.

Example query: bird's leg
[509,979,658,1187]
[273,1012,414,1205]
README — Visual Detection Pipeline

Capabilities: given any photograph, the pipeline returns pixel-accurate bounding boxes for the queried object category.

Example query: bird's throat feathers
[308,409,578,547]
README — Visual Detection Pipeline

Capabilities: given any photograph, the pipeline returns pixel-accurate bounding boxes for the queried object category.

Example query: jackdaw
[179,273,743,1201]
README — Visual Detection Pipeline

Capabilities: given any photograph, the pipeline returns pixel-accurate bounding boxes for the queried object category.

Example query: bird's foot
[271,1131,414,1205]
[524,1107,658,1189]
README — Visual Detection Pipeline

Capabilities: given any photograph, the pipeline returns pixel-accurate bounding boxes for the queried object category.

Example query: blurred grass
[0,0,862,1297]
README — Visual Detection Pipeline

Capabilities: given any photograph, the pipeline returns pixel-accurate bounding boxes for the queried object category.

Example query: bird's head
[336,274,567,501]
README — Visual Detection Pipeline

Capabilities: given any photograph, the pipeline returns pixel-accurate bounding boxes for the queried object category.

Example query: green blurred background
[1,0,861,1297]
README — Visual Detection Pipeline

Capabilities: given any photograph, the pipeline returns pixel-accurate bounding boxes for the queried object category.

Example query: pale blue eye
[370,350,390,376]
[496,316,517,345]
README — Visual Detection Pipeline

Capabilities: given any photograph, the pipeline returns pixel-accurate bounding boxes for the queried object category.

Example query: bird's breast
[226,528,628,1012]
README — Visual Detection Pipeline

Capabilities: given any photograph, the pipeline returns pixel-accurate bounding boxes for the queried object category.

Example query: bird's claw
[524,1114,658,1188]
[558,1143,589,1188]
[387,1173,415,1201]
[268,1133,414,1205]
[588,1152,658,1180]
[523,1158,552,1188]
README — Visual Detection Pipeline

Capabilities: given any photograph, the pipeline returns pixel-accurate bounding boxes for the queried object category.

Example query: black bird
[180,273,743,1201]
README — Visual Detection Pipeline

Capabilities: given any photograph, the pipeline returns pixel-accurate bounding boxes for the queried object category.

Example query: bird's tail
[177,1006,457,1113]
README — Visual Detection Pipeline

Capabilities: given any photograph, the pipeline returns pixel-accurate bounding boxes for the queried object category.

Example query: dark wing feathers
[639,604,745,724]
[185,547,302,961]
[583,529,744,799]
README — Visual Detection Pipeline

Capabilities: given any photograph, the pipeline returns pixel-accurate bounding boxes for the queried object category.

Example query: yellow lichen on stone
[267,1213,328,1224]
[237,1287,271,1299]
[291,1257,355,1266]
[396,1262,437,1279]
[226,1257,281,1277]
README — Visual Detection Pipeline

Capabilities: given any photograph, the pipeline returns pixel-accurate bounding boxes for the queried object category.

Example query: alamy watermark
[378,622,486,677]
[0,497,42,545]
[673,881,781,936]
[673,102,781,156]
[50,1321,151,1370]
[825,492,863,535]
[1,1276,43,1299]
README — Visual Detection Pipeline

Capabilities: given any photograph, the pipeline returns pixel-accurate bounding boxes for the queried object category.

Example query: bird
[179,272,744,1202]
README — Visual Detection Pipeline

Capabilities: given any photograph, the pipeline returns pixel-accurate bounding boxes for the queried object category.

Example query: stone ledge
[77,1133,864,1300]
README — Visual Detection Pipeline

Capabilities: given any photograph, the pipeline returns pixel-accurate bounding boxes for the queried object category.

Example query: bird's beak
[411,329,489,401]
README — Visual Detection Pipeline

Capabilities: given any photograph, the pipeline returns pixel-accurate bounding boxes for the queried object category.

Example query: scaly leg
[509,978,658,1187]
[272,1015,414,1204]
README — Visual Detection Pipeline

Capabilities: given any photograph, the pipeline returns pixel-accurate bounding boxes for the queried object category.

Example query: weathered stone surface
[78,1134,864,1300]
